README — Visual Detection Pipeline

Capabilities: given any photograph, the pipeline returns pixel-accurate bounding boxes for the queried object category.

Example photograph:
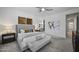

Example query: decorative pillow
[25,29,29,33]
[20,29,25,33]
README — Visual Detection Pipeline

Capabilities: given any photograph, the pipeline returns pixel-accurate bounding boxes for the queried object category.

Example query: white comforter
[27,34,51,52]
[17,32,43,51]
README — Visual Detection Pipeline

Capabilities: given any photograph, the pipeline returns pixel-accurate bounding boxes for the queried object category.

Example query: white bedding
[17,32,44,51]
[28,34,51,52]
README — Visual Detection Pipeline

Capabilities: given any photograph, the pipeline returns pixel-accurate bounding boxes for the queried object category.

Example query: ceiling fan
[36,7,53,12]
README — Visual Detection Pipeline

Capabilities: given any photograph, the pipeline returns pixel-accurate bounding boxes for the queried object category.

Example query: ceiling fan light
[41,8,45,11]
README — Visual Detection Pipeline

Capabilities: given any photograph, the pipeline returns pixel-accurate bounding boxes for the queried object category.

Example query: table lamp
[5,25,12,33]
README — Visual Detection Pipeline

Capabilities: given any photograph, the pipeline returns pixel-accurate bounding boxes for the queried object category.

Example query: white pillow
[20,29,25,33]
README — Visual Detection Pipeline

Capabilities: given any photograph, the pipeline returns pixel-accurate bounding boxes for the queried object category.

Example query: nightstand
[2,33,16,44]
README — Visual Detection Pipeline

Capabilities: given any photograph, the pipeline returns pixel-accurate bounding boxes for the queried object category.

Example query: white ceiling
[13,7,79,15]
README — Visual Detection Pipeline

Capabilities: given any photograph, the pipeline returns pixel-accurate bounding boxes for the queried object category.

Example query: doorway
[66,12,79,52]
[66,14,77,39]
[66,18,74,38]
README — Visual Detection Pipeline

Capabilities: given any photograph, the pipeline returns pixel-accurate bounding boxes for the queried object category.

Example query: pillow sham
[19,29,33,33]
[25,29,29,33]
[19,29,25,33]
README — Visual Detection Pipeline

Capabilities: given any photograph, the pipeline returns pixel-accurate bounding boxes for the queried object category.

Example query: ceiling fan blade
[36,7,43,9]
[46,9,53,11]
[36,7,53,12]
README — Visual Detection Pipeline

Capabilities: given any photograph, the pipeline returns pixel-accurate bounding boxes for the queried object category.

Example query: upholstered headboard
[16,24,35,33]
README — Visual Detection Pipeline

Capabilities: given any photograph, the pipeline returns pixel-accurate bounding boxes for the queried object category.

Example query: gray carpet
[0,37,73,52]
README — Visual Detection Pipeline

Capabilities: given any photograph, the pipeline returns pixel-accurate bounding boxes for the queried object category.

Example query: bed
[16,24,51,52]
[17,32,44,51]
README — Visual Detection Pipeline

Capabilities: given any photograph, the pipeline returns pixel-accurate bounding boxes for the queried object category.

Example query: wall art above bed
[18,16,32,25]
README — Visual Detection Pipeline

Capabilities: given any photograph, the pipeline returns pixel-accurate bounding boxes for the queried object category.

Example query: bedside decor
[35,24,40,32]
[35,24,39,30]
[5,25,13,33]
[1,25,16,44]
[2,33,16,44]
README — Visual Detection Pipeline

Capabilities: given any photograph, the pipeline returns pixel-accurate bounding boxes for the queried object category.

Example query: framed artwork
[48,20,60,30]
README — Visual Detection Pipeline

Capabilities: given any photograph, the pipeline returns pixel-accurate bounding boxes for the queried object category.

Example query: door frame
[66,12,78,38]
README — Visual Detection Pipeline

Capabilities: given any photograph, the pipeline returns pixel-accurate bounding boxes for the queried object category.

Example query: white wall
[0,7,79,38]
[44,8,79,38]
[0,7,43,33]
[0,8,38,25]
[44,13,66,38]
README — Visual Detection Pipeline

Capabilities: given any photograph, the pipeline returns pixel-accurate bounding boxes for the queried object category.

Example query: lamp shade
[35,24,39,30]
[5,25,12,33]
